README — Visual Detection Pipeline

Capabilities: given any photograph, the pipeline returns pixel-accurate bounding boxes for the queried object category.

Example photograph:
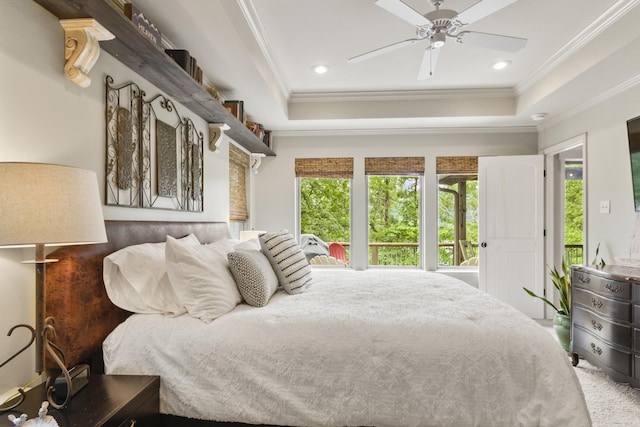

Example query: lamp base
[43,318,74,409]
[0,324,36,413]
[50,364,90,403]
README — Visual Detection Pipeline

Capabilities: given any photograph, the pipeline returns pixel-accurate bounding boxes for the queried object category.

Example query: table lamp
[0,163,107,411]
[239,230,266,242]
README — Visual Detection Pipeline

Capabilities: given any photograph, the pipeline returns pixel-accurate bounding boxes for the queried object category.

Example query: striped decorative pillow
[259,231,313,294]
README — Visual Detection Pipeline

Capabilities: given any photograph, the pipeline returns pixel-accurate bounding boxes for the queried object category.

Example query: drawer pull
[591,343,603,355]
[577,275,591,284]
[591,320,603,331]
[591,298,603,309]
[605,283,624,294]
[130,420,137,427]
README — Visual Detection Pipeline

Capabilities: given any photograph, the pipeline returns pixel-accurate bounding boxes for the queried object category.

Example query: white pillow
[259,231,313,294]
[208,238,240,254]
[228,250,279,307]
[234,237,261,251]
[103,234,200,314]
[165,236,242,322]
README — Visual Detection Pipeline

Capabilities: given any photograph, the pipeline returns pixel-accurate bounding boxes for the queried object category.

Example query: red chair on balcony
[329,242,348,265]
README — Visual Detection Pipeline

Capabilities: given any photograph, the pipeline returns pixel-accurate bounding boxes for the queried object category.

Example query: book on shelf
[165,49,192,76]
[224,101,244,123]
[124,3,162,47]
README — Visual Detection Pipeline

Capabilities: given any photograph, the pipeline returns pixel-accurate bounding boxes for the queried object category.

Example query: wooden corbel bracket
[208,123,231,153]
[60,18,114,88]
[251,153,266,174]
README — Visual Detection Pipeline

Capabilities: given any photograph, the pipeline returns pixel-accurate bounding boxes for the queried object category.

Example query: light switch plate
[600,200,610,213]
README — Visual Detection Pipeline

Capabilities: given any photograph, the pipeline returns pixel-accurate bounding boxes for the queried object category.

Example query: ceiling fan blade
[375,0,431,27]
[417,46,440,80]
[455,0,518,25]
[348,38,420,63]
[457,31,527,52]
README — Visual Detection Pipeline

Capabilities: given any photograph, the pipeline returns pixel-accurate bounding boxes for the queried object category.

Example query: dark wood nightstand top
[4,374,159,427]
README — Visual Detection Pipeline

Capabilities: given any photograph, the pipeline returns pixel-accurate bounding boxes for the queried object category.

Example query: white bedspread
[103,269,591,426]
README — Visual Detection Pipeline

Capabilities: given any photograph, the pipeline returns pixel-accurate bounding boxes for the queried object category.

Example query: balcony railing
[564,244,584,266]
[438,243,584,267]
[369,242,419,266]
[334,242,420,266]
[333,243,584,267]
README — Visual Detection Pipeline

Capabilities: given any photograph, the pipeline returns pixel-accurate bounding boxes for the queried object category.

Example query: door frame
[542,133,588,319]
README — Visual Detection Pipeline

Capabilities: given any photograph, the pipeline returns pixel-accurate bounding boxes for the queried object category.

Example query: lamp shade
[0,163,107,247]
[240,230,266,242]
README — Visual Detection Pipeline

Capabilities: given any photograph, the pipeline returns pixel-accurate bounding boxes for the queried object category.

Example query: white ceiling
[132,0,640,133]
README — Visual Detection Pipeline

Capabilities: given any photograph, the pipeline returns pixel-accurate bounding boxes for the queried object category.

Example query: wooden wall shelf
[33,0,275,156]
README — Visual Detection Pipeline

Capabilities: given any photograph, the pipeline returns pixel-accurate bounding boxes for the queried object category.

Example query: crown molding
[236,0,291,99]
[539,74,640,131]
[289,88,515,103]
[273,125,537,138]
[516,0,640,96]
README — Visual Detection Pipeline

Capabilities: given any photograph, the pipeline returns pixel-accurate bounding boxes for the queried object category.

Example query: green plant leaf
[591,242,607,268]
[522,286,559,312]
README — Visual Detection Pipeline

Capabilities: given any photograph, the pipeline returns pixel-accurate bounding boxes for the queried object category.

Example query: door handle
[481,242,487,248]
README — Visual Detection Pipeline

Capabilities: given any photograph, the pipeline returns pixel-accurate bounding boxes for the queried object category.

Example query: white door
[479,155,545,318]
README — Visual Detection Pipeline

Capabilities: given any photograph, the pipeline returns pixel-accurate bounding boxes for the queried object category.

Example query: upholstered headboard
[45,220,231,369]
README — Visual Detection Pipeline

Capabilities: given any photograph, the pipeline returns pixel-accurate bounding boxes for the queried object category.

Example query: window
[365,157,424,267]
[229,144,249,222]
[296,158,353,263]
[436,157,478,267]
[564,160,583,265]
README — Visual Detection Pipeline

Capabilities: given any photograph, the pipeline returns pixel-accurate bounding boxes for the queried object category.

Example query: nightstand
[4,375,159,427]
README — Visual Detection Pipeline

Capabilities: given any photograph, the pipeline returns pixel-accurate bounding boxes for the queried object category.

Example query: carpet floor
[538,320,640,426]
[574,358,640,427]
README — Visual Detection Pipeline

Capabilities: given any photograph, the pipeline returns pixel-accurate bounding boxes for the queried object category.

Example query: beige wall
[0,0,230,393]
[539,82,640,264]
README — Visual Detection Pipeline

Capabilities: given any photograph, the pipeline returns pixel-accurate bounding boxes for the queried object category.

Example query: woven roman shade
[365,157,425,176]
[436,156,478,174]
[295,158,354,179]
[229,144,249,221]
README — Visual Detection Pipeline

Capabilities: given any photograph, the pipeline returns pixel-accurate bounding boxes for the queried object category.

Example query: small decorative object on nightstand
[9,401,59,426]
[5,375,159,427]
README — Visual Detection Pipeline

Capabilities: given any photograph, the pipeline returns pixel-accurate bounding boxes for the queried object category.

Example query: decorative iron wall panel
[105,75,204,211]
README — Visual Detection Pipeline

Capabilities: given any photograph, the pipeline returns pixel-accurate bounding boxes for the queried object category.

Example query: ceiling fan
[348,0,527,80]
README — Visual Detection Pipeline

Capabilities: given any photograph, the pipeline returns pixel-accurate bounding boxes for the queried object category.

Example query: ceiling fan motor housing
[425,8,462,35]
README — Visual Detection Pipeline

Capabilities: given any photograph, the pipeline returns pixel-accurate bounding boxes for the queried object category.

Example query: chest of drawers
[571,264,639,388]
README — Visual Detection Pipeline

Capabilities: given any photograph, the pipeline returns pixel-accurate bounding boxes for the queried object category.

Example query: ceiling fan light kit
[349,0,527,79]
[431,32,446,48]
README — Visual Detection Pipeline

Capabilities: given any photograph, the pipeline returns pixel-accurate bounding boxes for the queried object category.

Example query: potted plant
[523,244,606,352]
[524,258,572,352]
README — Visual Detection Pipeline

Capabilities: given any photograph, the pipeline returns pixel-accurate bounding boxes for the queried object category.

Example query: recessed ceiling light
[492,60,511,70]
[312,64,329,74]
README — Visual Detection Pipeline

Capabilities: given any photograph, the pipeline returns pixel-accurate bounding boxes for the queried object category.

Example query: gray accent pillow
[259,231,313,294]
[228,250,279,307]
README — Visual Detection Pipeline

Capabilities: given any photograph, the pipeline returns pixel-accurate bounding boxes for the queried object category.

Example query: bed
[45,221,591,426]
